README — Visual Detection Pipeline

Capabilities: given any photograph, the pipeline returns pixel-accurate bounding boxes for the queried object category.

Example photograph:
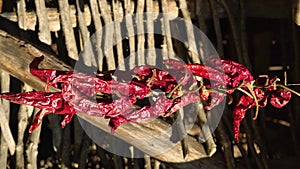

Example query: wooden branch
[0,29,210,165]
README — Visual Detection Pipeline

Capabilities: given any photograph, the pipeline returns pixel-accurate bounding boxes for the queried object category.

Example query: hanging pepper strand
[0,56,295,142]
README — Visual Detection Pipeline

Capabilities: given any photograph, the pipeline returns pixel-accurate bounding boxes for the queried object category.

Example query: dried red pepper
[0,56,295,143]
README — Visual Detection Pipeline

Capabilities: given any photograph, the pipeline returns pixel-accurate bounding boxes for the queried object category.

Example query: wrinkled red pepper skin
[0,91,63,110]
[233,95,254,141]
[30,55,73,83]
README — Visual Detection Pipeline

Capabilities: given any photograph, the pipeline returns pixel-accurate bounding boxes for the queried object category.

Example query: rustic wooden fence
[0,0,299,169]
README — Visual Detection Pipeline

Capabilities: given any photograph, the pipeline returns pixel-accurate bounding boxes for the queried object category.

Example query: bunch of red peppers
[0,56,295,142]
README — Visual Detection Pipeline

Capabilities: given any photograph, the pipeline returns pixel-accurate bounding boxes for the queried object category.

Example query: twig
[89,0,104,70]
[26,108,42,169]
[179,0,199,62]
[197,105,217,157]
[78,133,91,169]
[98,0,116,70]
[215,120,235,169]
[171,109,189,159]
[277,84,300,96]
[97,146,113,169]
[58,0,79,60]
[222,111,252,169]
[153,159,160,169]
[76,0,97,67]
[161,0,175,56]
[48,114,62,152]
[195,0,209,58]
[60,122,71,168]
[73,116,85,166]
[113,0,125,70]
[144,155,152,169]
[16,84,34,169]
[195,0,207,34]
[209,0,224,56]
[34,0,51,45]
[0,101,15,155]
[124,0,136,69]
[112,154,124,169]
[219,0,243,63]
[0,71,15,164]
[239,0,252,71]
[250,112,269,169]
[146,0,156,65]
[136,0,146,65]
[0,0,2,13]
[17,0,28,30]
[242,119,264,169]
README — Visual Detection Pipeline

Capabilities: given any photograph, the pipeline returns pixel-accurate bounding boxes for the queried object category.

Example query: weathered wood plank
[0,29,210,164]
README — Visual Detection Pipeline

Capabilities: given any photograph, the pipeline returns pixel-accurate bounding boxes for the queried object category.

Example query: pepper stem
[245,83,259,120]
[277,84,300,97]
[167,69,188,98]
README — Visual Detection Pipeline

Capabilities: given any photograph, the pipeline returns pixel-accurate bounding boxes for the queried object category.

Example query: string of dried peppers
[0,56,298,142]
